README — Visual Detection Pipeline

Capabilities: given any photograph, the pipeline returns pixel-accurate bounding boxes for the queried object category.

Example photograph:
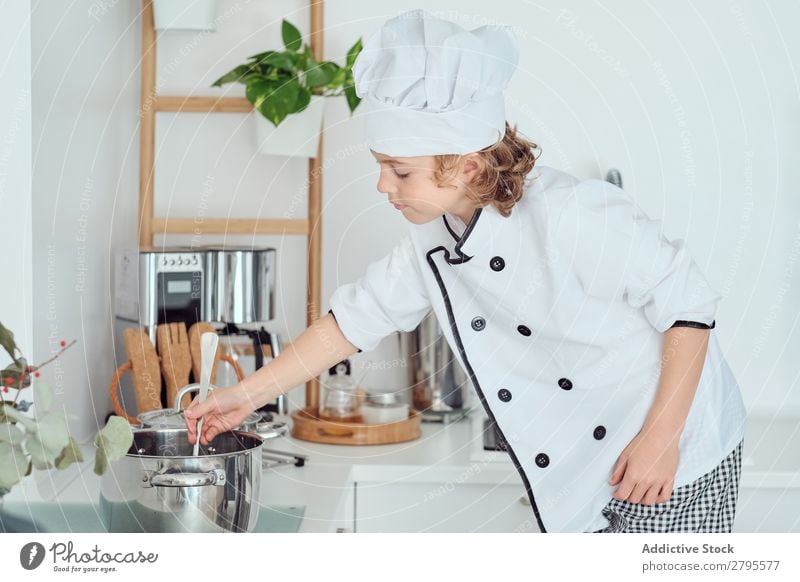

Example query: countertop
[3,411,521,533]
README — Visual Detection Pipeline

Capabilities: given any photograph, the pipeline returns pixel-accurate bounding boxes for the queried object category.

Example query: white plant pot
[254,95,326,158]
[153,0,218,31]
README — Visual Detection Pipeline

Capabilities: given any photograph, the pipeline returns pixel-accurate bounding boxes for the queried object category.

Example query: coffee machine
[113,245,287,416]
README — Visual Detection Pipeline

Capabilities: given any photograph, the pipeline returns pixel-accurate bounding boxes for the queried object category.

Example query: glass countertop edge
[0,501,305,533]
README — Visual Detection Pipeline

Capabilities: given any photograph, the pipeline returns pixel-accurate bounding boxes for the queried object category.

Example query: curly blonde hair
[432,122,541,217]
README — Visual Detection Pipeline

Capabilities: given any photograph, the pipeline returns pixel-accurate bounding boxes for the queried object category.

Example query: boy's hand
[183,383,259,446]
[608,430,680,505]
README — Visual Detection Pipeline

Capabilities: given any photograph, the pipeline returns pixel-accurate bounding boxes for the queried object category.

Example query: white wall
[27,0,800,452]
[1,4,33,391]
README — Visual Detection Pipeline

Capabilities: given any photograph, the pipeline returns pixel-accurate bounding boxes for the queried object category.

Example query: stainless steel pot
[135,384,288,439]
[99,428,263,533]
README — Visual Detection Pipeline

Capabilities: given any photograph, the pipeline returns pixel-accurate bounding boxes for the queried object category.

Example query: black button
[471,317,486,331]
[593,425,606,440]
[535,453,550,468]
[490,256,505,271]
[497,388,512,402]
[517,325,531,336]
[558,378,573,391]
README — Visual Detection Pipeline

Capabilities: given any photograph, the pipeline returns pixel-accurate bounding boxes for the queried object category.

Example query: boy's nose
[376,175,396,196]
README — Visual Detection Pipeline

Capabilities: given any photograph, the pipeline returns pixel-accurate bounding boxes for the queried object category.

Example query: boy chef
[186,9,747,533]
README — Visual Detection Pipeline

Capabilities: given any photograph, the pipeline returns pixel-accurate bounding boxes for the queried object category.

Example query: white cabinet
[330,479,356,533]
[354,480,540,533]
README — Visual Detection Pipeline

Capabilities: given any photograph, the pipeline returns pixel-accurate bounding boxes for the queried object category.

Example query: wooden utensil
[122,327,163,414]
[194,332,219,456]
[156,322,193,410]
[188,322,221,385]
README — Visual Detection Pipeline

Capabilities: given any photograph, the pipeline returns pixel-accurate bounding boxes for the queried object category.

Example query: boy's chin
[401,211,440,225]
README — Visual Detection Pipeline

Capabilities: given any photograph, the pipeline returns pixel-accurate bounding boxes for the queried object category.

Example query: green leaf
[33,411,68,452]
[24,412,69,469]
[26,434,56,469]
[54,437,84,470]
[0,422,26,446]
[0,320,19,361]
[282,19,303,52]
[247,50,276,61]
[306,61,337,88]
[93,416,133,476]
[345,38,363,68]
[0,405,36,432]
[94,445,107,476]
[211,64,258,87]
[294,86,312,112]
[344,85,361,113]
[33,379,54,413]
[260,52,297,73]
[0,442,28,489]
[246,77,302,127]
[327,66,347,90]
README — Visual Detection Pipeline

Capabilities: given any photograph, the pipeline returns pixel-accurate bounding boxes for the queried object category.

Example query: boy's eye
[394,170,410,179]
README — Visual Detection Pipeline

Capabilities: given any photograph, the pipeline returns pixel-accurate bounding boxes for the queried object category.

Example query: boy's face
[370,150,481,225]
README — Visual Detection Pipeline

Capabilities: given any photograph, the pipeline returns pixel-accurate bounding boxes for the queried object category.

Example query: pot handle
[173,384,216,413]
[143,468,227,488]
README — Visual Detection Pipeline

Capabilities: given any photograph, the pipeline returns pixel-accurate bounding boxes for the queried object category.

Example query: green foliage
[212,19,363,127]
[0,320,133,495]
[93,416,134,476]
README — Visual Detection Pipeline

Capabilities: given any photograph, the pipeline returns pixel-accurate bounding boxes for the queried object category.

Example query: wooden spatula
[122,327,163,414]
[193,331,219,456]
[188,321,221,385]
[156,322,193,410]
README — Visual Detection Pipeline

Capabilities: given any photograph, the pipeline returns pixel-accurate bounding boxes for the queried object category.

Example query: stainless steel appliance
[113,245,286,416]
[204,247,275,323]
[399,311,476,423]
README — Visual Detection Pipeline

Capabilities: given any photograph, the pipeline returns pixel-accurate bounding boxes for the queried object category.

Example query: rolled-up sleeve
[551,179,722,333]
[328,233,432,352]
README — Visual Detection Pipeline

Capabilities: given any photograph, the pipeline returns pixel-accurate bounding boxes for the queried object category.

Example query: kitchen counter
[2,412,522,533]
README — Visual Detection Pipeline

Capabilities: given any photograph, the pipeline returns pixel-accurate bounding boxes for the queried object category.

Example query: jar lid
[328,359,351,376]
[366,391,402,406]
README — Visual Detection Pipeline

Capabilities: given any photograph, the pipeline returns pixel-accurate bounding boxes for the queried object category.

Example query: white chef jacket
[328,164,747,533]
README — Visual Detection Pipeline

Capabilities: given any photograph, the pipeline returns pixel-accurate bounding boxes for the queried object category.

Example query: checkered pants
[591,438,744,533]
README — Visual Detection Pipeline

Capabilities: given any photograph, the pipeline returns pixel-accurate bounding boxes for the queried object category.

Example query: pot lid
[137,409,261,430]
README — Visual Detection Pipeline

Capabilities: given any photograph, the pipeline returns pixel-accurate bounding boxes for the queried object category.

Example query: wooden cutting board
[156,322,193,410]
[122,327,163,414]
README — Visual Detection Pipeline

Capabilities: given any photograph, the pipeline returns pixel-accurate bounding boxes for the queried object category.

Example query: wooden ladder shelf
[137,0,324,409]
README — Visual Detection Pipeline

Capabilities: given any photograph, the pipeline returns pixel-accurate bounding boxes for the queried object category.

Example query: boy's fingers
[609,458,626,485]
[203,425,220,445]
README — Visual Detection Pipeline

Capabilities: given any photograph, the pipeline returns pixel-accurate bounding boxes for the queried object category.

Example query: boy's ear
[461,153,482,180]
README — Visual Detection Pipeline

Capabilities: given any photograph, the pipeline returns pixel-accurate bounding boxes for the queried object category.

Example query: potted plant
[212,19,363,158]
[153,0,218,31]
[0,321,133,511]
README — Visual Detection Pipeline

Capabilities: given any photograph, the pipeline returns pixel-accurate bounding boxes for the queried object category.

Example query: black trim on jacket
[670,320,715,330]
[440,207,484,264]
[328,308,362,353]
[425,244,546,533]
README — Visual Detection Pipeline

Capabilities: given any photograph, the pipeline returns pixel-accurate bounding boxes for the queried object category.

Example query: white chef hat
[352,9,519,157]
